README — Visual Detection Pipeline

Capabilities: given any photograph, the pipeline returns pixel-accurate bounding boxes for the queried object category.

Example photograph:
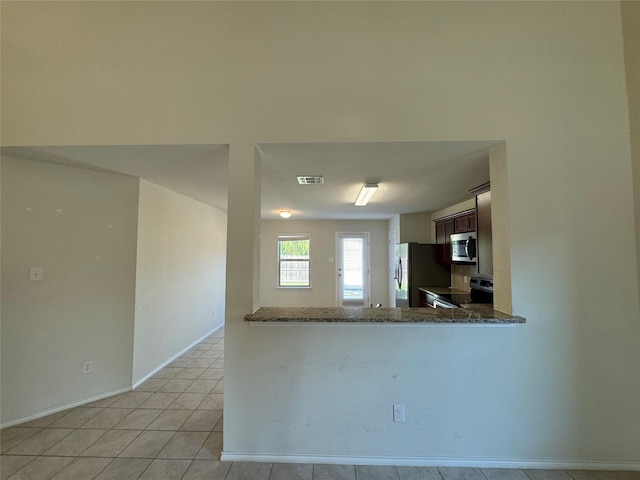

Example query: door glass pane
[341,238,364,301]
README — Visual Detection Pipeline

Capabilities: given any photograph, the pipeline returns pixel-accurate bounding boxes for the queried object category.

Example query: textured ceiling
[2,140,494,220]
[258,141,494,220]
[1,144,229,211]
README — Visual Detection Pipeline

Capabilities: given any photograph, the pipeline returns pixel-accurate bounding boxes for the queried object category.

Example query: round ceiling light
[279,211,292,219]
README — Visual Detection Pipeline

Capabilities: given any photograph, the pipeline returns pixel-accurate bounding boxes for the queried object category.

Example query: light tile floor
[1,328,639,479]
[1,329,224,480]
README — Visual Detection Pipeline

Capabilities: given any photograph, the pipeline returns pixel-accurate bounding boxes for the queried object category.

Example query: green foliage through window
[279,239,309,258]
[278,235,310,287]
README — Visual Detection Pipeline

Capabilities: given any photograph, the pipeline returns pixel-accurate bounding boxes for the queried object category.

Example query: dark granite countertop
[245,306,525,324]
[419,286,469,295]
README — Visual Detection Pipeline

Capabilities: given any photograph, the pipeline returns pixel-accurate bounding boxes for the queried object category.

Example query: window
[277,234,310,288]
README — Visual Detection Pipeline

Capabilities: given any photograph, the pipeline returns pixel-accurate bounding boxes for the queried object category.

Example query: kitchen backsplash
[451,264,477,292]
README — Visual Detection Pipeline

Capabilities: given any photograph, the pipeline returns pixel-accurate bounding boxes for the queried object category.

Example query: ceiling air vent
[297,176,324,185]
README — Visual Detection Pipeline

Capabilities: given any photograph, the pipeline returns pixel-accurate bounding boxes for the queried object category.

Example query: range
[425,276,493,308]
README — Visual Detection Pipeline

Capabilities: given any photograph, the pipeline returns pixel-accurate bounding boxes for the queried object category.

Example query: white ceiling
[2,140,494,220]
[258,141,494,220]
[0,144,230,211]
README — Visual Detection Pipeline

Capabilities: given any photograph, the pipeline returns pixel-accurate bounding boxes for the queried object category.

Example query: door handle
[465,237,476,260]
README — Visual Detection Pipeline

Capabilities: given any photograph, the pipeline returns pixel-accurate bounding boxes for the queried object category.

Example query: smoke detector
[297,176,324,185]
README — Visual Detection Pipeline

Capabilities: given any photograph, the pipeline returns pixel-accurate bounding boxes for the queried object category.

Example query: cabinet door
[455,216,469,233]
[435,222,447,244]
[468,213,476,232]
[444,220,454,240]
[434,220,453,264]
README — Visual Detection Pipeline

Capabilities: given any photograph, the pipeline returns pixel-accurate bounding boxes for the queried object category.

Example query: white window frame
[277,233,311,289]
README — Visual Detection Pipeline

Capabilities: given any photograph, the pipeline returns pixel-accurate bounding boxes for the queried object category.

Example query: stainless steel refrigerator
[394,243,451,307]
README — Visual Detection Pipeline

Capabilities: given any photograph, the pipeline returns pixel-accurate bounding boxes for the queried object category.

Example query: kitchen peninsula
[245,306,525,324]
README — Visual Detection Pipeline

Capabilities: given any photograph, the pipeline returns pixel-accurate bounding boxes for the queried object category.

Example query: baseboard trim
[0,386,132,430]
[220,452,640,471]
[131,323,224,389]
[1,323,224,430]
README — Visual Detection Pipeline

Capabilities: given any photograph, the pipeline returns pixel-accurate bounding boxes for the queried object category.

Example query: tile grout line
[1,333,224,479]
[83,455,116,480]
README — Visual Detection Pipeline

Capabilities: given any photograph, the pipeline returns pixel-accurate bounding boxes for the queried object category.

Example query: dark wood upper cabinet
[435,220,448,244]
[434,218,454,264]
[467,212,476,232]
[434,209,477,264]
[454,215,469,233]
[434,184,488,267]
[436,209,476,233]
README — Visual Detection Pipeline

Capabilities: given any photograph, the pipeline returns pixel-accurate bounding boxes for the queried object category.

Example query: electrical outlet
[81,361,94,375]
[393,404,405,422]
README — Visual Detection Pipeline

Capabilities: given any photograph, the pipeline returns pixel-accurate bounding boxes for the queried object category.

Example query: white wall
[259,220,389,307]
[2,1,639,467]
[489,143,512,314]
[388,215,400,245]
[398,212,431,243]
[0,162,226,425]
[1,157,139,424]
[622,1,640,295]
[132,180,227,384]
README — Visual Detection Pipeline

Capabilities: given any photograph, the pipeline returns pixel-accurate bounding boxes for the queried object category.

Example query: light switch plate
[393,404,405,422]
[82,361,94,375]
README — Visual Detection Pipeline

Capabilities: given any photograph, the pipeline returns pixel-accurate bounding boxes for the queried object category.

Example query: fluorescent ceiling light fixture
[279,210,292,219]
[355,183,378,206]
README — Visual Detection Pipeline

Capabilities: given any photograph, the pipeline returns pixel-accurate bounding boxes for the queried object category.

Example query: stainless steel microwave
[451,232,477,263]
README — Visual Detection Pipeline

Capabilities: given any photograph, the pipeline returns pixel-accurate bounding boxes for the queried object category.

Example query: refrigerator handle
[398,258,403,289]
